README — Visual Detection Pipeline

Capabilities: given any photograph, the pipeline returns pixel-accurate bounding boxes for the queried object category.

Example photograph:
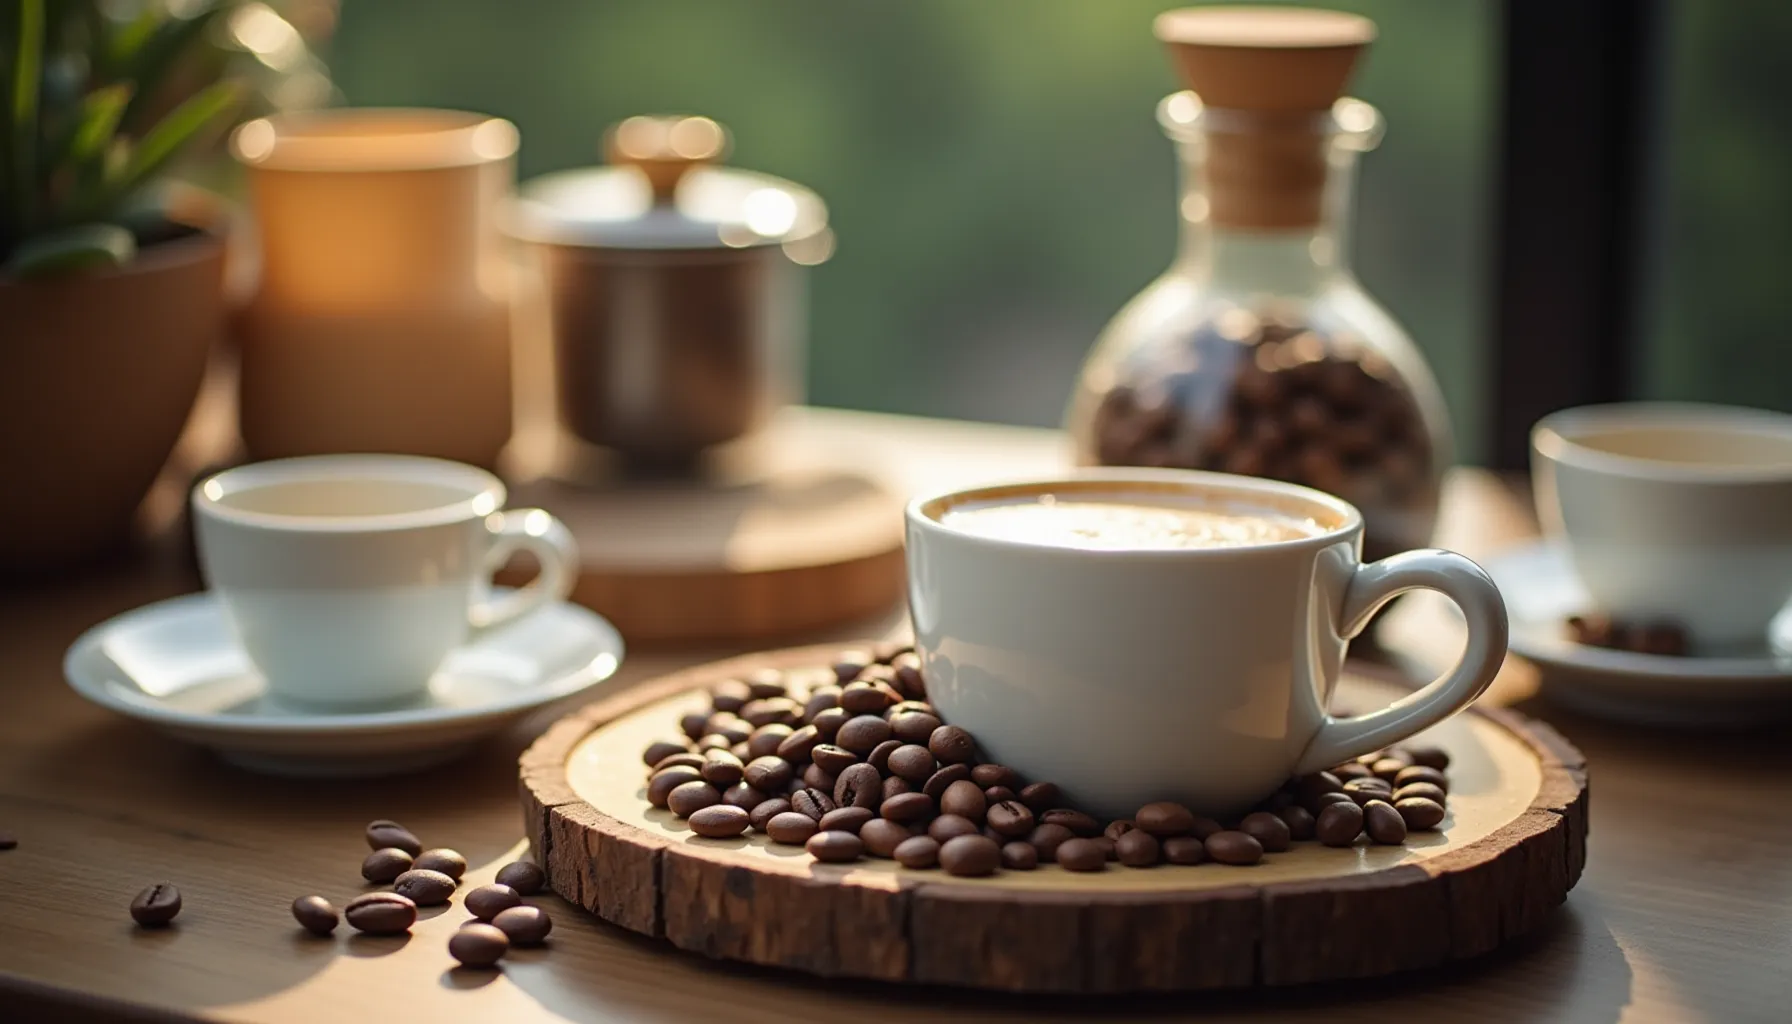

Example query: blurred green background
[320,0,1792,466]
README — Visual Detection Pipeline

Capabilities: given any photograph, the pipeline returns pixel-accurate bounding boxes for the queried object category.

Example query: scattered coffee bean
[860,818,912,857]
[767,811,820,845]
[1371,757,1411,782]
[986,800,1035,837]
[776,724,822,763]
[1238,811,1292,853]
[886,699,937,719]
[711,680,752,712]
[836,715,894,755]
[832,653,871,684]
[1394,781,1447,805]
[1316,800,1366,847]
[689,804,752,838]
[923,763,971,800]
[1205,831,1264,866]
[1312,791,1357,810]
[939,834,1001,876]
[1344,779,1394,807]
[741,696,804,727]
[738,756,789,794]
[840,681,896,715]
[749,724,796,761]
[984,786,1017,804]
[648,766,703,808]
[494,861,545,896]
[696,734,731,752]
[679,712,711,741]
[1134,801,1196,837]
[394,868,456,907]
[413,848,467,881]
[1565,613,1689,656]
[365,819,423,856]
[744,668,788,699]
[880,791,934,823]
[810,707,850,741]
[835,763,883,811]
[1276,804,1317,842]
[887,744,936,783]
[939,780,988,823]
[1297,771,1343,803]
[809,744,858,775]
[642,741,688,769]
[1162,836,1207,865]
[723,781,767,810]
[128,883,181,927]
[790,787,836,820]
[1394,765,1449,792]
[650,751,705,775]
[803,763,837,791]
[890,711,942,745]
[803,687,841,720]
[1363,800,1408,844]
[971,764,1022,790]
[1396,796,1446,831]
[291,895,337,935]
[750,797,791,832]
[894,835,941,869]
[928,725,976,764]
[819,807,875,834]
[345,891,416,935]
[701,749,745,786]
[1018,782,1062,813]
[883,775,914,802]
[464,883,523,921]
[1094,836,1119,861]
[1406,744,1450,770]
[807,830,864,863]
[1104,819,1135,841]
[668,780,722,818]
[868,739,904,774]
[1027,822,1074,859]
[491,904,553,946]
[1001,842,1039,870]
[1115,829,1161,867]
[1055,838,1107,872]
[1190,817,1226,839]
[1041,809,1101,837]
[362,848,414,884]
[928,814,981,843]
[449,922,509,968]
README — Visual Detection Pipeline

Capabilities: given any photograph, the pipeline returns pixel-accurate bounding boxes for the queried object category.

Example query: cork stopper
[1153,6,1376,229]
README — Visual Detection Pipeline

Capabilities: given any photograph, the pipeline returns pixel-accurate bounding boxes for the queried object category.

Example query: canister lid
[505,114,829,251]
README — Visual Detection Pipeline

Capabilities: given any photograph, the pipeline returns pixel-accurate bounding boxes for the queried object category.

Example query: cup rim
[1533,402,1792,486]
[905,467,1363,558]
[230,107,519,173]
[193,454,506,533]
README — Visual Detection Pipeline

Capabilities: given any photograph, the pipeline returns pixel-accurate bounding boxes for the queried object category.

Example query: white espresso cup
[905,468,1508,820]
[1532,402,1792,646]
[192,454,580,710]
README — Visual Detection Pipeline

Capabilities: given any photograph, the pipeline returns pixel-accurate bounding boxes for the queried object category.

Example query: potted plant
[0,0,262,574]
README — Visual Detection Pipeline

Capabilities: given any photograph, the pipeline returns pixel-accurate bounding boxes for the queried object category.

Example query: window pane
[328,0,1494,459]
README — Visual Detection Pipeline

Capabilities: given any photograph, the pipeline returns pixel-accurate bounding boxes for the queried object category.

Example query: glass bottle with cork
[1066,6,1450,561]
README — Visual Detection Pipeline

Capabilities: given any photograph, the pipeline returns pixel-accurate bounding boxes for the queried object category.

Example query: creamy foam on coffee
[940,495,1320,550]
[218,478,471,517]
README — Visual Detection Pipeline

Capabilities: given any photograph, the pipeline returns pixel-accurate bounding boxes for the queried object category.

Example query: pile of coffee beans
[1082,306,1437,562]
[1565,613,1689,657]
[643,647,1454,878]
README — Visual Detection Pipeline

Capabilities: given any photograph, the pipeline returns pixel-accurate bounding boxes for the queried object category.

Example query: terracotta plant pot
[0,230,225,574]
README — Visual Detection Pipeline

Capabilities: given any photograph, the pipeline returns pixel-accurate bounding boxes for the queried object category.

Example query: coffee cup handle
[468,508,580,633]
[1293,549,1509,774]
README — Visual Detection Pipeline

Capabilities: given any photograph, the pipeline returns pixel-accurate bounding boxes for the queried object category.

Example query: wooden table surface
[4,409,1792,1023]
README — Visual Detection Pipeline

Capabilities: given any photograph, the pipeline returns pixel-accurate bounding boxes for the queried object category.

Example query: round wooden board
[519,644,1589,993]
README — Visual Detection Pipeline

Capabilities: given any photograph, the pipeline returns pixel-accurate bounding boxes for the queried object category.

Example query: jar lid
[504,115,828,251]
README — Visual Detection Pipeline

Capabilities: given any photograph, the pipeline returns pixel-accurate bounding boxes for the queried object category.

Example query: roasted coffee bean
[859,663,901,689]
[1018,782,1061,812]
[1104,819,1136,841]
[1239,811,1292,853]
[1192,817,1228,839]
[1333,763,1372,782]
[1406,744,1450,770]
[1316,800,1366,847]
[729,740,753,762]
[741,697,804,728]
[971,764,1023,790]
[923,763,971,799]
[1394,765,1449,792]
[491,905,553,946]
[744,668,788,699]
[882,776,914,802]
[927,725,976,764]
[981,824,1005,843]
[894,835,941,868]
[889,711,942,745]
[767,811,820,845]
[449,922,509,968]
[744,755,795,793]
[393,868,456,907]
[892,657,927,701]
[1395,796,1446,831]
[1363,800,1408,844]
[1000,841,1039,870]
[464,883,523,921]
[494,861,545,896]
[679,712,712,741]
[928,814,981,843]
[873,640,914,664]
[1094,836,1119,861]
[840,681,898,715]
[291,895,338,935]
[1344,778,1394,806]
[939,835,1001,876]
[886,699,938,719]
[983,786,1017,804]
[712,679,752,712]
[129,883,181,927]
[722,782,766,810]
[1055,838,1107,872]
[697,734,733,752]
[809,707,850,742]
[803,763,837,791]
[365,819,423,856]
[747,724,793,760]
[750,797,791,832]
[819,807,876,834]
[412,848,467,881]
[776,724,822,764]
[667,780,722,818]
[1115,829,1161,867]
[650,751,705,775]
[345,891,416,935]
[704,713,752,744]
[1276,804,1317,842]
[689,804,752,838]
[939,780,988,823]
[1134,801,1196,837]
[835,763,883,811]
[1041,809,1101,837]
[803,686,842,721]
[836,715,893,755]
[887,744,935,783]
[1393,781,1447,805]
[791,787,836,821]
[1372,757,1411,782]
[648,766,703,809]
[1162,836,1207,865]
[860,818,912,858]
[1296,771,1343,803]
[985,800,1034,838]
[810,744,859,775]
[880,792,934,823]
[1312,791,1357,810]
[807,830,864,863]
[362,847,414,884]
[1021,822,1070,859]
[1205,831,1264,866]
[831,653,872,685]
[868,739,903,774]
[642,741,688,769]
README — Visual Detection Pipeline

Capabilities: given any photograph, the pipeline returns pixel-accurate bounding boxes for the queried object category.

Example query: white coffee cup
[905,468,1507,820]
[1532,402,1792,646]
[192,454,580,710]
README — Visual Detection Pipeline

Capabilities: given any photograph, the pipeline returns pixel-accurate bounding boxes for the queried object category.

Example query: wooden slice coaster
[520,644,1588,992]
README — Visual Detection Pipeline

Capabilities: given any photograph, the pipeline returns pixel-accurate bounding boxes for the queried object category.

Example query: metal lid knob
[603,115,731,203]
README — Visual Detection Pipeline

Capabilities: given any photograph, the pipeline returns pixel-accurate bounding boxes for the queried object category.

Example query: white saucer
[1380,540,1792,727]
[64,592,624,777]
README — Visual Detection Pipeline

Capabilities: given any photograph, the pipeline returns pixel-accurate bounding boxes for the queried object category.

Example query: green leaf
[109,2,225,134]
[108,78,240,197]
[12,0,45,230]
[67,82,132,164]
[4,221,135,277]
